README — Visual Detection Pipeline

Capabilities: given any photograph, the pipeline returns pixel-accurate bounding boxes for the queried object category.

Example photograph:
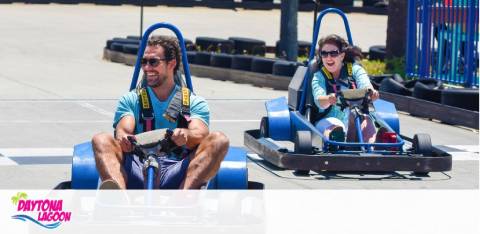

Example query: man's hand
[171,128,188,147]
[117,134,135,153]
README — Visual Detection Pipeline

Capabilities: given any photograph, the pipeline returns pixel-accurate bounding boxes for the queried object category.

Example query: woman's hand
[370,89,379,101]
[327,93,337,105]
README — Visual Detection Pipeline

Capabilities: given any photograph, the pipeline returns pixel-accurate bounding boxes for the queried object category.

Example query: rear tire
[294,131,312,175]
[260,117,269,138]
[413,133,433,156]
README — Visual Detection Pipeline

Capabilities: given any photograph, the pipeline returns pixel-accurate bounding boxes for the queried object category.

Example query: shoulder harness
[137,77,191,133]
[315,62,356,119]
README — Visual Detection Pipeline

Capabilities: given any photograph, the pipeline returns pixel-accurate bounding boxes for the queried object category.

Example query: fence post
[464,0,477,87]
[406,0,417,78]
[419,0,432,78]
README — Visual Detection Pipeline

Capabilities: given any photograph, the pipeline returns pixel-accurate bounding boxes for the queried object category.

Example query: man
[92,35,229,189]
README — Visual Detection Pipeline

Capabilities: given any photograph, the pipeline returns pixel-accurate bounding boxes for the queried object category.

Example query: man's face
[141,46,175,88]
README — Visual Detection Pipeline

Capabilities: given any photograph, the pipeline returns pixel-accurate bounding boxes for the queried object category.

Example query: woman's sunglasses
[320,50,340,58]
[141,57,167,67]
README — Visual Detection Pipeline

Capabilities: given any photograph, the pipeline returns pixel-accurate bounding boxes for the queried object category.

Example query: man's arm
[115,115,136,152]
[171,119,209,149]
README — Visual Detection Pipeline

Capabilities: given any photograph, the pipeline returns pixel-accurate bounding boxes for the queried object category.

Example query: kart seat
[305,59,326,125]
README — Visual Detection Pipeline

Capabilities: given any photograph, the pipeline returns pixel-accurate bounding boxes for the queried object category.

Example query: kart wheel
[260,116,269,138]
[294,131,312,175]
[413,133,433,156]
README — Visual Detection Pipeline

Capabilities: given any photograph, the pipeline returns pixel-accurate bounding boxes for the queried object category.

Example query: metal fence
[406,0,479,87]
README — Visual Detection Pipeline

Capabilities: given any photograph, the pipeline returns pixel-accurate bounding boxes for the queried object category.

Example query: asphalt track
[0,4,478,189]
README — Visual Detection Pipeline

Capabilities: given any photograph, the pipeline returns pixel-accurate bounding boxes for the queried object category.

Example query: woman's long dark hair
[316,34,363,64]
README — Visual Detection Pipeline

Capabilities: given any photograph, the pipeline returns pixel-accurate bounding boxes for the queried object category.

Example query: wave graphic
[11,214,61,229]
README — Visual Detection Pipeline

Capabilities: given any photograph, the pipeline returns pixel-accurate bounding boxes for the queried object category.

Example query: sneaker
[99,179,121,190]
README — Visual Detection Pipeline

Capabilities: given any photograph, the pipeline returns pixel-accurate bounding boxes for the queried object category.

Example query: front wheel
[293,131,312,175]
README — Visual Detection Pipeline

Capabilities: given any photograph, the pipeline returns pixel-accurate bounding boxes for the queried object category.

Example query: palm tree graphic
[11,192,28,206]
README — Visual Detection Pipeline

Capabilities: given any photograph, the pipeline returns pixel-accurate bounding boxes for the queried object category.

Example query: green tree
[11,192,28,205]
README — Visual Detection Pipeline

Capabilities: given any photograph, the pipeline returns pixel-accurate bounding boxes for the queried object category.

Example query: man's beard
[147,73,167,88]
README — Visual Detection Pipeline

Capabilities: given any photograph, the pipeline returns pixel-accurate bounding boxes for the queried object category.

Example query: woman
[311,34,379,143]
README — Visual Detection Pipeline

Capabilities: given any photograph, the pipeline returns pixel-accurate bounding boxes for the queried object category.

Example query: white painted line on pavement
[211,120,259,123]
[77,102,114,118]
[0,119,259,123]
[0,148,72,157]
[0,120,111,123]
[0,156,18,166]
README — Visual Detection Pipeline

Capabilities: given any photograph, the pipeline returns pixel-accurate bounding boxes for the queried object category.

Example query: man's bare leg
[180,132,229,189]
[92,132,128,189]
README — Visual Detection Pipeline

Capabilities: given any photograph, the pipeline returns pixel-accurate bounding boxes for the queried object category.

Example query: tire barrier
[275,40,311,58]
[195,51,212,66]
[412,81,443,103]
[379,77,412,96]
[228,37,266,56]
[369,73,403,90]
[369,45,386,61]
[122,44,139,55]
[251,57,276,74]
[441,88,479,111]
[110,43,124,52]
[272,60,299,77]
[106,38,140,50]
[231,55,255,71]
[195,37,234,53]
[186,51,197,64]
[210,53,233,68]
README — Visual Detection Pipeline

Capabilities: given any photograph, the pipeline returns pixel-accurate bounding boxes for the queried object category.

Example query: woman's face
[320,43,345,74]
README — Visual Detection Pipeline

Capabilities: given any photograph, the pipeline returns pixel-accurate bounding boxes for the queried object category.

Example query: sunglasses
[320,50,340,58]
[141,57,167,67]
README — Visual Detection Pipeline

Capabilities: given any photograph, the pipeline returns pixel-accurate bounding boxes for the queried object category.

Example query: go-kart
[243,8,452,175]
[67,23,248,190]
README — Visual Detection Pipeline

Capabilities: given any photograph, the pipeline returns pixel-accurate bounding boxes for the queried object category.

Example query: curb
[380,91,479,129]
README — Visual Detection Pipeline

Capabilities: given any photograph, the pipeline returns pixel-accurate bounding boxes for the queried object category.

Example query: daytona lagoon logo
[11,192,72,229]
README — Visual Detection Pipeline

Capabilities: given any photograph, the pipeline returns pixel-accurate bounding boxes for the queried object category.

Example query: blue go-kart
[244,8,452,175]
[66,23,248,190]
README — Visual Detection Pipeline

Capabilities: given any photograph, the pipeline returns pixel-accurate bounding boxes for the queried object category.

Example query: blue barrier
[406,0,479,87]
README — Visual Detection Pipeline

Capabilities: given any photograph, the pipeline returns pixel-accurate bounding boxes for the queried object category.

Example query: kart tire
[183,38,196,51]
[441,88,479,111]
[298,40,311,57]
[210,53,233,68]
[107,38,140,50]
[231,55,255,71]
[195,51,212,66]
[272,60,299,77]
[412,81,443,103]
[95,0,122,6]
[251,57,276,74]
[195,37,234,53]
[186,51,196,64]
[110,42,124,52]
[126,35,141,40]
[260,116,269,138]
[379,78,412,96]
[369,45,386,61]
[275,40,311,57]
[369,74,393,90]
[294,131,312,175]
[122,44,139,55]
[413,133,433,156]
[403,79,443,89]
[228,37,266,56]
[54,181,72,190]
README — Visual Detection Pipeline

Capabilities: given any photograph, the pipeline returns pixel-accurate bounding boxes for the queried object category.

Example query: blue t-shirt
[113,85,209,134]
[311,63,373,124]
